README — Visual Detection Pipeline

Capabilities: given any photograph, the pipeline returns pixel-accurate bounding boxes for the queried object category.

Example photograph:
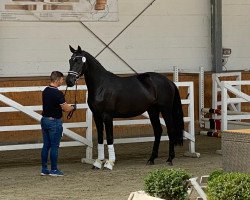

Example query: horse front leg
[103,113,115,170]
[92,113,105,170]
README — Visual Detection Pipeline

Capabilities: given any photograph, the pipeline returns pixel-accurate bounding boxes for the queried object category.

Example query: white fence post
[188,82,195,154]
[199,66,205,128]
[82,92,94,164]
[221,82,228,131]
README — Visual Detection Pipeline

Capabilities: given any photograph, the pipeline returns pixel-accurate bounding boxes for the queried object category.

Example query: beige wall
[1,0,248,77]
[223,0,250,71]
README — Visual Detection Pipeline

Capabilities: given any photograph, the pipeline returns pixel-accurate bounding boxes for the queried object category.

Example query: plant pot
[128,191,164,200]
[128,191,191,200]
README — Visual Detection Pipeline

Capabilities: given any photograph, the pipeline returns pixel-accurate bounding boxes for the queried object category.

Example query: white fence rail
[0,82,197,160]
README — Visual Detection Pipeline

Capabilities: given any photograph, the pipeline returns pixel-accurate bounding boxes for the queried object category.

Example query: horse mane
[84,51,115,76]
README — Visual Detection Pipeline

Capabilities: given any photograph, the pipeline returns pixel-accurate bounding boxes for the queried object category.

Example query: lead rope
[64,86,68,97]
[65,82,78,119]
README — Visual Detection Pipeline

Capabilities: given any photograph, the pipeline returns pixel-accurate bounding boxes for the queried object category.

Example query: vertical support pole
[211,0,222,72]
[199,66,205,128]
[173,66,179,82]
[221,82,228,131]
[212,74,218,110]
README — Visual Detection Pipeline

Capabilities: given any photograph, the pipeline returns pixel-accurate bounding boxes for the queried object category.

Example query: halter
[65,55,86,119]
[68,55,86,78]
[72,55,86,62]
[68,71,80,79]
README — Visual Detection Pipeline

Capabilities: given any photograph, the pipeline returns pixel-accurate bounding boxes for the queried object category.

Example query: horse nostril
[66,75,77,87]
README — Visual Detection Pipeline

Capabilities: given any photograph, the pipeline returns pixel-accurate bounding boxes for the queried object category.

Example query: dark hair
[50,71,64,82]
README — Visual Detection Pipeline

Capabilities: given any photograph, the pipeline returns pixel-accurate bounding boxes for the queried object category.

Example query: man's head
[50,71,64,87]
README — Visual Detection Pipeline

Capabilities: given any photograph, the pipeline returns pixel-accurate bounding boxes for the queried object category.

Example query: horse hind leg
[147,106,162,165]
[161,110,175,166]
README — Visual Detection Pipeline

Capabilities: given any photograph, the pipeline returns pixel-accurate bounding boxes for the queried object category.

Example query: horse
[66,45,184,170]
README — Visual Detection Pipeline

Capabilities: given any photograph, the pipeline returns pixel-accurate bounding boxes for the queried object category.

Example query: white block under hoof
[104,160,115,170]
[93,159,103,169]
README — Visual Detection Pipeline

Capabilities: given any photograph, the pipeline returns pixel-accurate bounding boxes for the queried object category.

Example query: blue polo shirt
[42,85,66,119]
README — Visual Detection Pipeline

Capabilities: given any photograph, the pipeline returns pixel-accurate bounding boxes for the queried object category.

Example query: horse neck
[83,54,112,92]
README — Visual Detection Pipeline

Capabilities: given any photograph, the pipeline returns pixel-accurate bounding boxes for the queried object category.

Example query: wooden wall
[0,71,249,145]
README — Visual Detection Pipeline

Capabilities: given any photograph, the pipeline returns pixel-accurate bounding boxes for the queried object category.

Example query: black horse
[66,46,184,169]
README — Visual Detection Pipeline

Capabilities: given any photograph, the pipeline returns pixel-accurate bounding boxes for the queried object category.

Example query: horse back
[88,72,175,117]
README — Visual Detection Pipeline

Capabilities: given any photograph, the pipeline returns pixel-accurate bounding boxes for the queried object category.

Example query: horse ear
[69,45,76,53]
[77,45,82,52]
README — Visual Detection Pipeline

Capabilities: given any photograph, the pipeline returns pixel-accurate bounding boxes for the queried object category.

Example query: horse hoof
[93,159,103,169]
[166,161,173,166]
[146,160,154,165]
[92,166,101,170]
[104,160,114,170]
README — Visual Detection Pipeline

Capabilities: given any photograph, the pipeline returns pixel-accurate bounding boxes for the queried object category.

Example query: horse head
[66,45,87,87]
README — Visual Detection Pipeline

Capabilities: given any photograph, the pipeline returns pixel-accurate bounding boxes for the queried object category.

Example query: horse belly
[114,96,152,118]
[113,110,146,118]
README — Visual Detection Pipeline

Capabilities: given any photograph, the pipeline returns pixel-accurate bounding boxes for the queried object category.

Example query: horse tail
[172,84,184,145]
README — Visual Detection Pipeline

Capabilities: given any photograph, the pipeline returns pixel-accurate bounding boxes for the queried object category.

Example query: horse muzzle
[66,75,76,87]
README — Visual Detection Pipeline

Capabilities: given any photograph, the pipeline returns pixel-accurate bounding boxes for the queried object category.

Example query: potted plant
[207,170,250,200]
[128,168,191,200]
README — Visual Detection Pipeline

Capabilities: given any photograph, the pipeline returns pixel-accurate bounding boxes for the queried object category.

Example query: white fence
[0,85,93,162]
[212,72,241,113]
[221,80,250,131]
[0,82,197,160]
[199,71,250,132]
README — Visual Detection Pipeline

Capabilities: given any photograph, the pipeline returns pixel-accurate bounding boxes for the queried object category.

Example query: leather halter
[65,55,86,119]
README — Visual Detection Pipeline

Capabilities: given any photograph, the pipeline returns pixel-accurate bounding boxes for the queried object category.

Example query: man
[41,71,75,176]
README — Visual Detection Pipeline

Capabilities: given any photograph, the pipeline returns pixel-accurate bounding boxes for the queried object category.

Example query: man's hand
[61,102,76,112]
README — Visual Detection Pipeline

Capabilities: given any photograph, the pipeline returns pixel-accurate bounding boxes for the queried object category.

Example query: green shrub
[207,169,224,182]
[207,172,250,200]
[144,168,191,200]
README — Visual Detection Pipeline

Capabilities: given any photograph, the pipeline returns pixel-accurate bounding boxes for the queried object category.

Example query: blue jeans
[41,117,63,170]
